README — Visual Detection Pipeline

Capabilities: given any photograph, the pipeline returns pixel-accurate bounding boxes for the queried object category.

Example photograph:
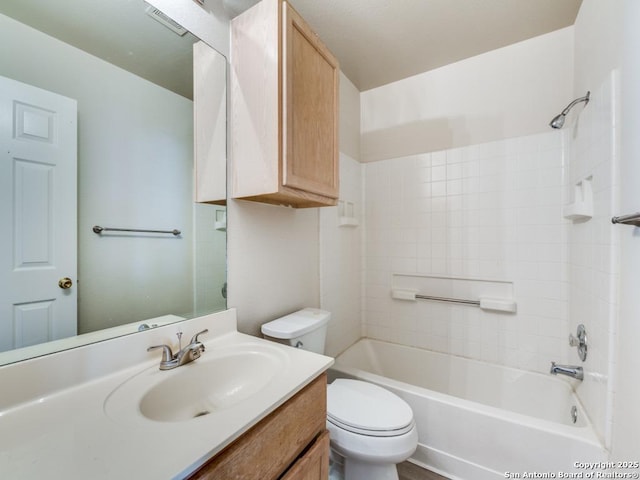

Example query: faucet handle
[189,329,209,345]
[569,324,588,361]
[147,344,174,362]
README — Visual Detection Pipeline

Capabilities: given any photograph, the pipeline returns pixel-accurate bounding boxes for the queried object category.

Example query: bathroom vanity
[0,309,333,479]
[190,373,329,479]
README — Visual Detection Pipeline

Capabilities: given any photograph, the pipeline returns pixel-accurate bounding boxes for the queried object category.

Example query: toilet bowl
[261,309,418,480]
[327,378,418,480]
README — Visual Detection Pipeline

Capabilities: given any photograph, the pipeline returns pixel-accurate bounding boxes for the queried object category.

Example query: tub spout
[550,362,583,381]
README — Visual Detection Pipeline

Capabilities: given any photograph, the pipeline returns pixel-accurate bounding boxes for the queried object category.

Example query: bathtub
[329,338,607,480]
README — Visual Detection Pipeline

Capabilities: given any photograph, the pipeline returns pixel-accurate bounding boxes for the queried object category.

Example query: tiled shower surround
[363,131,572,374]
[361,71,619,447]
[567,71,619,448]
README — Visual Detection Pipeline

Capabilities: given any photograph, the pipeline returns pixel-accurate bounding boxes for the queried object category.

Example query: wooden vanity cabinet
[189,373,329,480]
[280,430,329,480]
[230,0,339,208]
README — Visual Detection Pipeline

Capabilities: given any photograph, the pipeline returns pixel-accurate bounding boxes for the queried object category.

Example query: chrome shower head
[549,91,590,129]
[549,113,566,129]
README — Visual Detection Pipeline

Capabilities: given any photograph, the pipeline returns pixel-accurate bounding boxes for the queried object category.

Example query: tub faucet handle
[568,324,588,362]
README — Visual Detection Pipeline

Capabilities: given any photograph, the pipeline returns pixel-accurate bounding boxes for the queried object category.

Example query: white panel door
[0,75,77,353]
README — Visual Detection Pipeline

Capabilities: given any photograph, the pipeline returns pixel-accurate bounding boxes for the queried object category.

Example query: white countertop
[0,309,333,479]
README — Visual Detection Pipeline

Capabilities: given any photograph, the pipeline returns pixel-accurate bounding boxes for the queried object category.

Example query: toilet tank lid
[261,308,330,339]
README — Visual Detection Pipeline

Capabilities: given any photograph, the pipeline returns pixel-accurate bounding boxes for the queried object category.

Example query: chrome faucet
[147,329,209,370]
[550,361,584,381]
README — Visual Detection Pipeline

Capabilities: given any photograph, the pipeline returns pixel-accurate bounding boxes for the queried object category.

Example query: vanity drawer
[189,373,327,480]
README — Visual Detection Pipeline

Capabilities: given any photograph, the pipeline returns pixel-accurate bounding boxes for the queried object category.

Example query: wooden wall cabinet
[189,373,329,480]
[193,40,227,205]
[231,0,339,208]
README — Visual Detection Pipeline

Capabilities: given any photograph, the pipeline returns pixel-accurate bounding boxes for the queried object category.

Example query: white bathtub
[329,339,607,480]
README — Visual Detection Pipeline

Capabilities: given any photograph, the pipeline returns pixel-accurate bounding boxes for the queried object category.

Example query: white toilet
[261,308,418,480]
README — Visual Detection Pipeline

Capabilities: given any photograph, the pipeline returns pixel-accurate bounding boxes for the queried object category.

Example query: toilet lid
[327,379,414,437]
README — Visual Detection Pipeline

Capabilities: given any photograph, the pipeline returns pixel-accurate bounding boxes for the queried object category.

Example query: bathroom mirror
[0,0,227,365]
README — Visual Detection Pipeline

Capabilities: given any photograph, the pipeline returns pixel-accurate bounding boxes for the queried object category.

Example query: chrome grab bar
[93,225,181,236]
[611,213,640,227]
[415,294,480,306]
[392,288,516,312]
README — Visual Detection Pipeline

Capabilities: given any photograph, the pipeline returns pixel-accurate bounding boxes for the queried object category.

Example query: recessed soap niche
[563,176,593,222]
[214,209,227,231]
[338,200,359,227]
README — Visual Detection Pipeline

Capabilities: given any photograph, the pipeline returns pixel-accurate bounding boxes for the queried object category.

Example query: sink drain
[193,410,210,418]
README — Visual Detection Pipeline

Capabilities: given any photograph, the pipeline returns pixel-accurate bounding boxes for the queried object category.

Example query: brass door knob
[58,277,73,289]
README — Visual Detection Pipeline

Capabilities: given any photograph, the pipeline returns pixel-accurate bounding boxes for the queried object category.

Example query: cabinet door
[188,374,327,480]
[282,2,339,199]
[281,430,330,480]
[193,41,227,205]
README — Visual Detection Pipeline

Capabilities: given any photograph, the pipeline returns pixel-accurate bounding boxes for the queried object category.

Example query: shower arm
[560,92,590,115]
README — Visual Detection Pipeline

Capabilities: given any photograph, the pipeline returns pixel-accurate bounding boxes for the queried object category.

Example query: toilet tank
[261,308,330,354]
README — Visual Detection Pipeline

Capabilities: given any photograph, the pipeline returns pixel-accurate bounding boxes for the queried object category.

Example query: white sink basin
[105,343,288,424]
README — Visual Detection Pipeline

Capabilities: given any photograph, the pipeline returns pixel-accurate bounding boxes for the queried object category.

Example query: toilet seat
[327,379,415,437]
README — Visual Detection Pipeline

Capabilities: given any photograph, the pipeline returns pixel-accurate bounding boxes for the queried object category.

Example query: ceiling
[0,0,198,99]
[1,0,583,97]
[284,0,583,91]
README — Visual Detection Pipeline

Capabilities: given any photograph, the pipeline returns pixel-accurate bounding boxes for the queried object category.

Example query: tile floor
[398,461,449,480]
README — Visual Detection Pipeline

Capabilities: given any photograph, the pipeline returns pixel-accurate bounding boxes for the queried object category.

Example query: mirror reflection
[0,0,227,365]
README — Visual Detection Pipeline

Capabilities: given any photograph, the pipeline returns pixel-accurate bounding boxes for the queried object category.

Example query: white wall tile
[565,71,619,447]
[363,130,569,374]
[320,154,364,357]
